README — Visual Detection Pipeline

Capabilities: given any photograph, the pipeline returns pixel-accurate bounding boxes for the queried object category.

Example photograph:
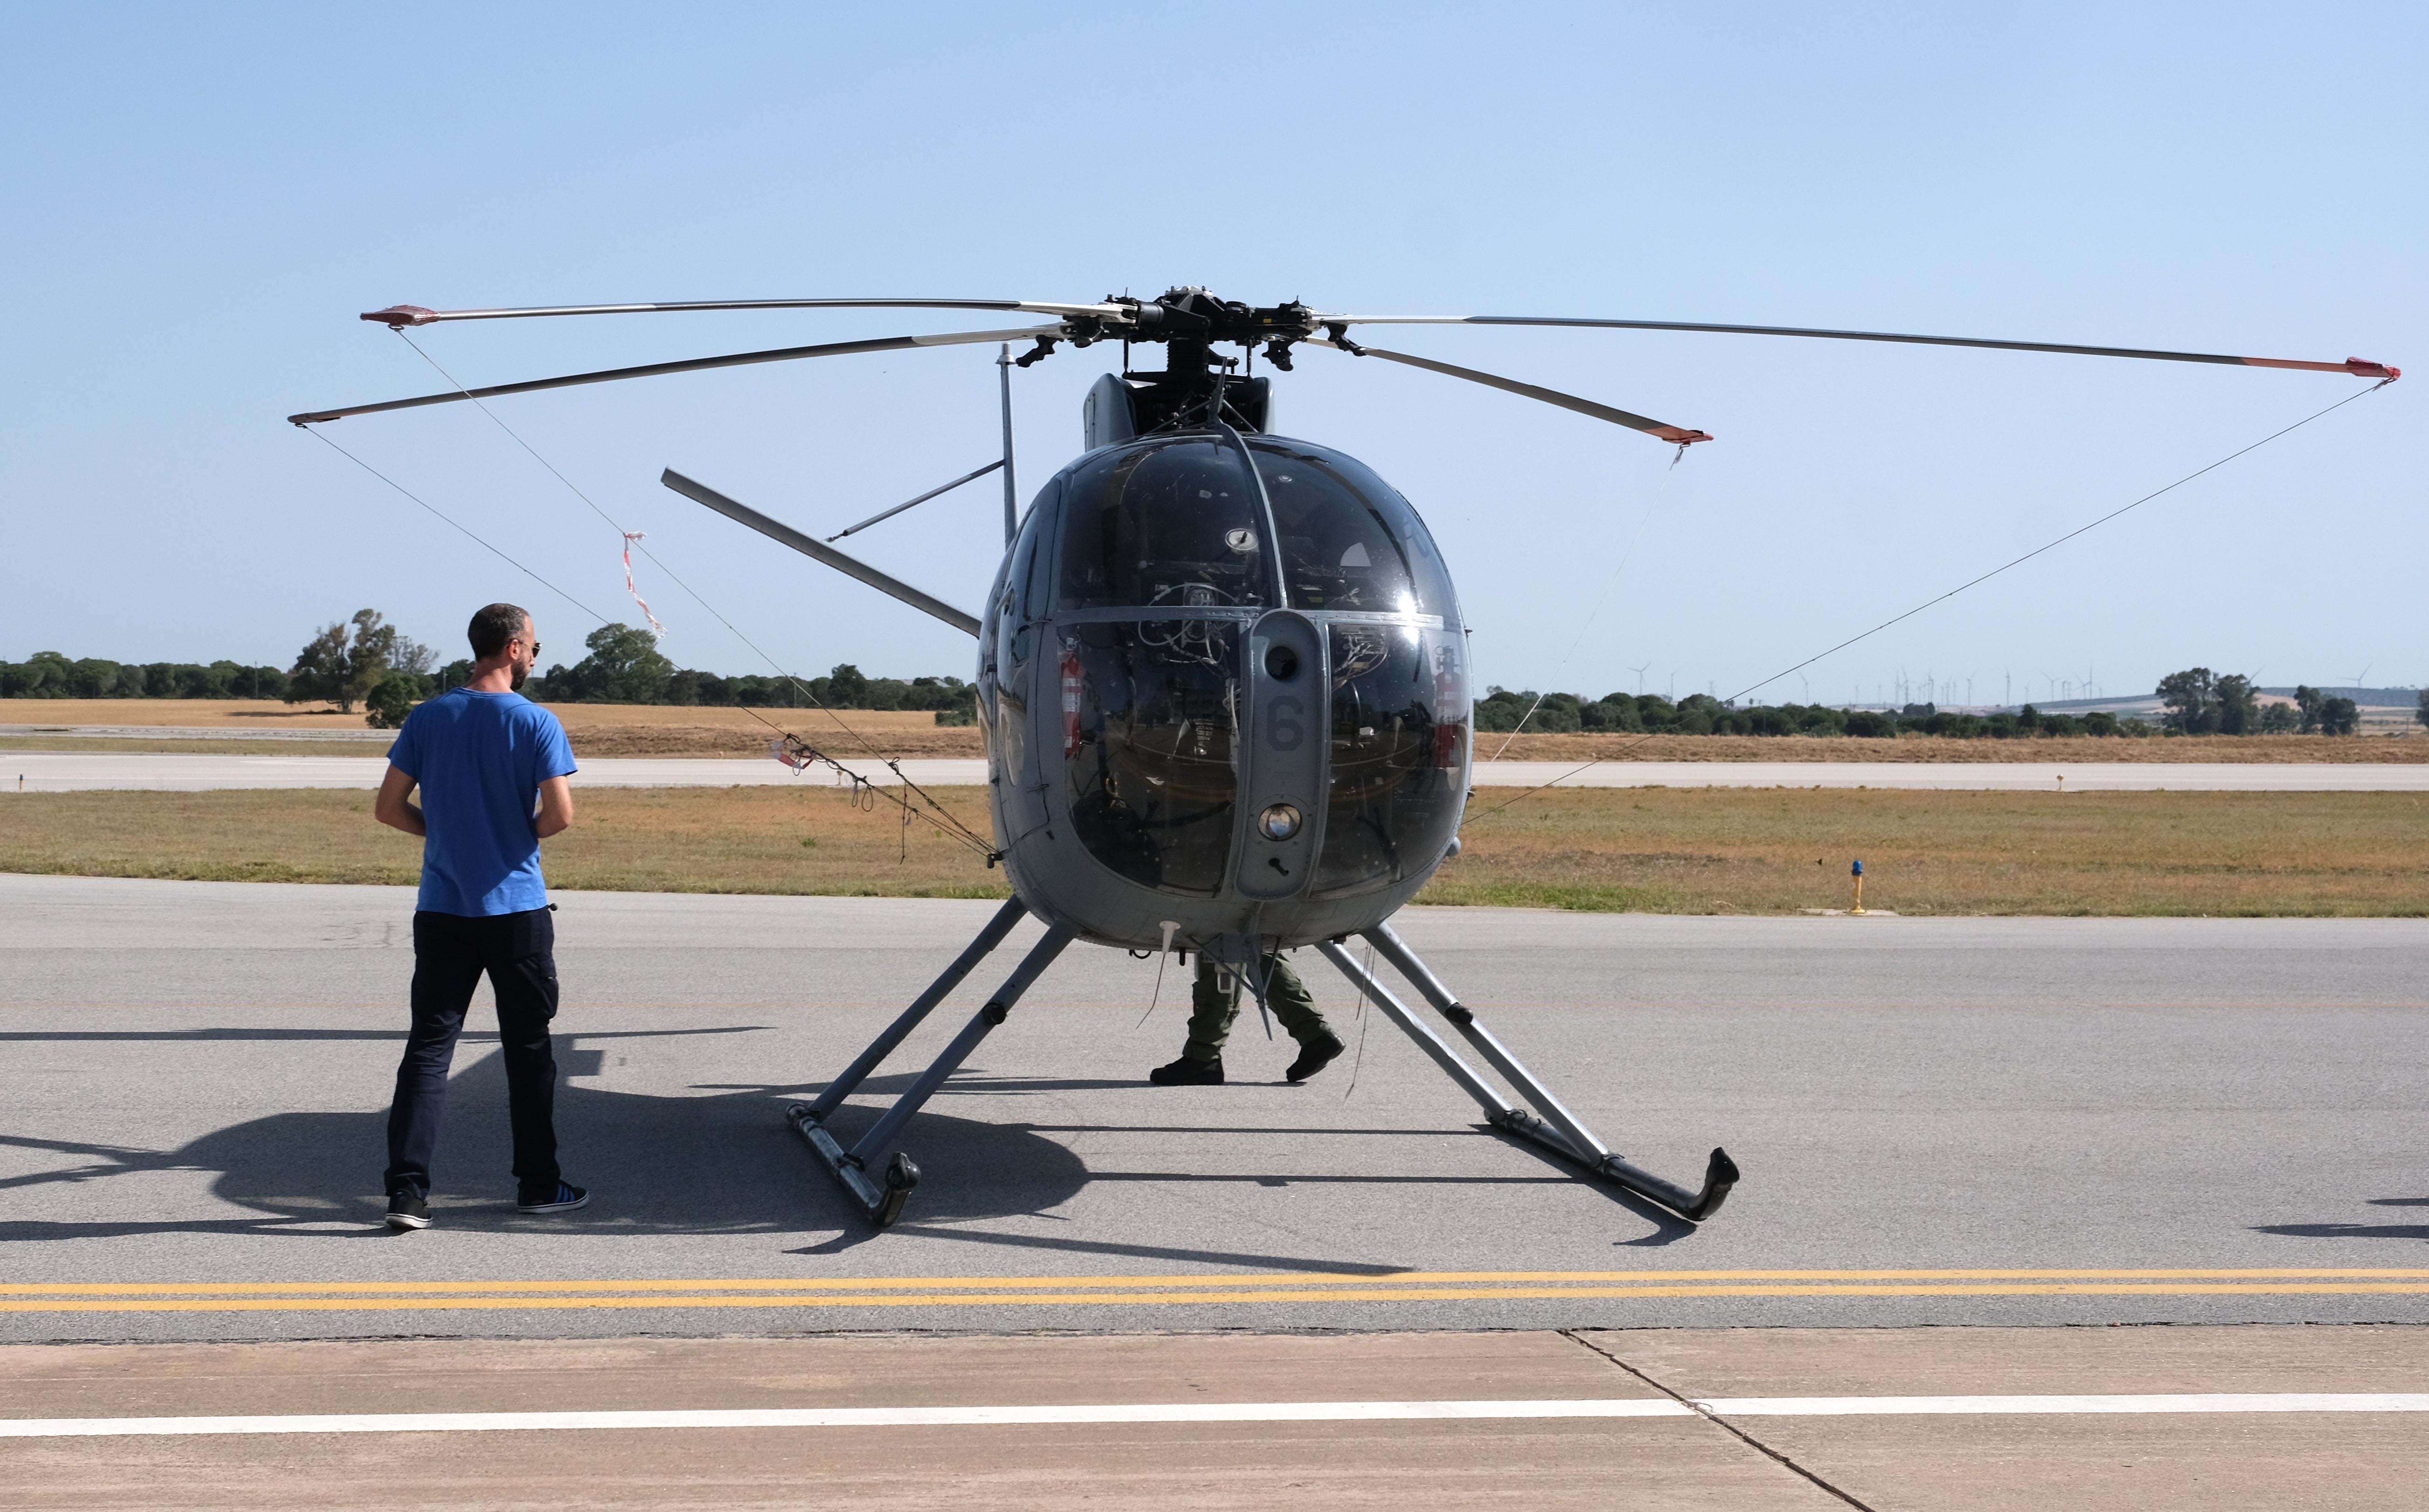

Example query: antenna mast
[997,343,1018,545]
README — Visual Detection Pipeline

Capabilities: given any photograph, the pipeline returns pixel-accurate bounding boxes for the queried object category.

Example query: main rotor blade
[661,469,982,638]
[1313,339,1710,445]
[1314,315,2398,380]
[362,297,1124,326]
[286,325,1066,424]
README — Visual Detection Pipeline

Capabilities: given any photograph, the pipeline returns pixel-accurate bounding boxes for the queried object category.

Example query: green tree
[364,671,420,729]
[340,609,399,709]
[286,609,399,713]
[69,658,127,697]
[2294,685,2325,734]
[2213,673,2259,735]
[562,623,674,703]
[2416,689,2428,731]
[2319,696,2359,735]
[2155,667,2218,733]
[2259,701,2299,734]
[825,663,870,707]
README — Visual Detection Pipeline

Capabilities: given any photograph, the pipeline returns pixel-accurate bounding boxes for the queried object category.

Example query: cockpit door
[1234,609,1329,900]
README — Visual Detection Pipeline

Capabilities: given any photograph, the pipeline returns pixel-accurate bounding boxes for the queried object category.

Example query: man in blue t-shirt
[373,602,585,1231]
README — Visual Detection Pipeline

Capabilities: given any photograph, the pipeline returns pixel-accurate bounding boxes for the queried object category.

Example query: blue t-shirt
[386,689,578,916]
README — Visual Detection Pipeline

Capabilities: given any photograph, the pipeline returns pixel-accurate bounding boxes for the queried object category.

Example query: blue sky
[4,2,2420,704]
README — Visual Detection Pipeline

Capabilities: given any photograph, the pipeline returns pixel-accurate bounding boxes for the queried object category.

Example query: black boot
[1149,1055,1224,1086]
[1284,1031,1346,1083]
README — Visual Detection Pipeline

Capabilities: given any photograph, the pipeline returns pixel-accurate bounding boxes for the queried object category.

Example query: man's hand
[536,774,574,838]
[374,766,426,837]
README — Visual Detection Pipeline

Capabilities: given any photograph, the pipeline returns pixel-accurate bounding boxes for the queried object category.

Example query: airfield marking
[8,1268,2429,1314]
[9,1393,2429,1439]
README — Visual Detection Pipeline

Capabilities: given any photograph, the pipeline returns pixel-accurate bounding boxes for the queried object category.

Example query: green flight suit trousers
[1184,951,1331,1064]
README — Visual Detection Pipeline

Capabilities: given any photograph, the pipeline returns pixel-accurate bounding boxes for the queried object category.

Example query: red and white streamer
[621,531,665,637]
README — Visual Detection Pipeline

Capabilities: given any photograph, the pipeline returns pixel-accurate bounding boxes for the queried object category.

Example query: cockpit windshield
[1055,439,1271,612]
[1256,444,1454,619]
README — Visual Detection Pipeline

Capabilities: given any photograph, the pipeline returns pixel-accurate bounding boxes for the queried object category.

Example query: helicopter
[292,288,2396,1229]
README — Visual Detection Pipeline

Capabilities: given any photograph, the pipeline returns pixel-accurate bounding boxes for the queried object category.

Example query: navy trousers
[384,907,563,1200]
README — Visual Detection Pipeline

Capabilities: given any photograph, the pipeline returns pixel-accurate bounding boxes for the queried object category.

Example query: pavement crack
[1559,1330,1882,1512]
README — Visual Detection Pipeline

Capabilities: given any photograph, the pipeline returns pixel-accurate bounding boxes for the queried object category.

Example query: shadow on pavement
[2252,1197,2429,1244]
[1,1027,1662,1247]
[0,1028,1091,1241]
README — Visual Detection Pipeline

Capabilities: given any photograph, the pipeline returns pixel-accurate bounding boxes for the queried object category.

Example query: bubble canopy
[1011,433,1469,901]
[1053,435,1457,618]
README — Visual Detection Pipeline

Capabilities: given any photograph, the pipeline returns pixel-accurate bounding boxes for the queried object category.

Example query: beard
[509,660,530,691]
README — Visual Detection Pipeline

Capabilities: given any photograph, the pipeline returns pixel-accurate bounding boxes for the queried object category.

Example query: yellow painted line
[9,1283,2429,1314]
[9,1267,2429,1298]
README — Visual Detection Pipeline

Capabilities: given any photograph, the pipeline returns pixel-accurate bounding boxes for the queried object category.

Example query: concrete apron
[3,1324,2422,1510]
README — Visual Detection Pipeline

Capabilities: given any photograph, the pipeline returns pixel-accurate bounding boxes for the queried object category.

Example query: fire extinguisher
[1060,644,1084,759]
[1430,642,1463,768]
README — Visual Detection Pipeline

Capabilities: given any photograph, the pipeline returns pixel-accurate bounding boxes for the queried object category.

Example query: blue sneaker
[517,1181,588,1215]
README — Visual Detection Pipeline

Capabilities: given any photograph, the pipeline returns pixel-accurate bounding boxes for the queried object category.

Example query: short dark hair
[467,603,531,659]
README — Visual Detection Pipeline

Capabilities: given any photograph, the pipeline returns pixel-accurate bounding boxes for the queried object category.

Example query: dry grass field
[1476,731,2429,763]
[0,786,1005,898]
[11,700,2422,762]
[1433,786,2429,916]
[4,786,2422,916]
[11,701,2422,763]
[0,735,390,756]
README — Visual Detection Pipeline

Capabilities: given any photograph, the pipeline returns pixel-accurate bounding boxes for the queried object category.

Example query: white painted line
[10,1392,2429,1438]
[0,1399,1690,1438]
[1699,1392,2429,1416]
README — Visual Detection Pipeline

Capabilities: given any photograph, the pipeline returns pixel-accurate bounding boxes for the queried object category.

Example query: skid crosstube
[786,899,1072,1229]
[1322,924,1737,1223]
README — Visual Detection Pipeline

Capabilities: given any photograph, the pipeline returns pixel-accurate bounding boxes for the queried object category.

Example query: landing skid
[787,901,1734,1229]
[1320,924,1737,1223]
[785,897,1071,1229]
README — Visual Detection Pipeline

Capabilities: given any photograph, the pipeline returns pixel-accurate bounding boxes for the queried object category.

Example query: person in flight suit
[1149,949,1344,1085]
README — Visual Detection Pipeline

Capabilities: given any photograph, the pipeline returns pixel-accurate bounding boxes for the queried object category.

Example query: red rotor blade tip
[361,305,440,327]
[1654,427,1714,444]
[2348,357,2399,380]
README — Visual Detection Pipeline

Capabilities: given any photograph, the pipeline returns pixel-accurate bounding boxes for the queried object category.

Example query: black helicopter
[292,288,2395,1229]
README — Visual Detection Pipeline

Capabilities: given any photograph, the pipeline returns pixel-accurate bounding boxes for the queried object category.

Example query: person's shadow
[0,1026,1092,1242]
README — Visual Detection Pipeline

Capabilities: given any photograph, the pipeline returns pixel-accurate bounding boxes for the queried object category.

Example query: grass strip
[1,786,2423,915]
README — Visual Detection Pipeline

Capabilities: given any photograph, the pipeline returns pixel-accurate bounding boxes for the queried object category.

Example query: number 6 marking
[1268,696,1304,751]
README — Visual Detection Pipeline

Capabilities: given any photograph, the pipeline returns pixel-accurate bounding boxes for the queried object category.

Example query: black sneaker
[385,1190,430,1231]
[1148,1055,1224,1086]
[1285,1031,1346,1083]
[517,1181,589,1215]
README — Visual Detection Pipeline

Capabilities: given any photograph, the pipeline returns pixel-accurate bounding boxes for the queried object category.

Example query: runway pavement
[4,874,2424,1345]
[10,751,2429,790]
[8,1328,2429,1509]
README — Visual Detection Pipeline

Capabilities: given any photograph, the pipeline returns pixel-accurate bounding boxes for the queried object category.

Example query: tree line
[12,618,2416,739]
[2153,667,2365,735]
[1474,665,2414,739]
[1471,689,2150,739]
[0,613,978,729]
